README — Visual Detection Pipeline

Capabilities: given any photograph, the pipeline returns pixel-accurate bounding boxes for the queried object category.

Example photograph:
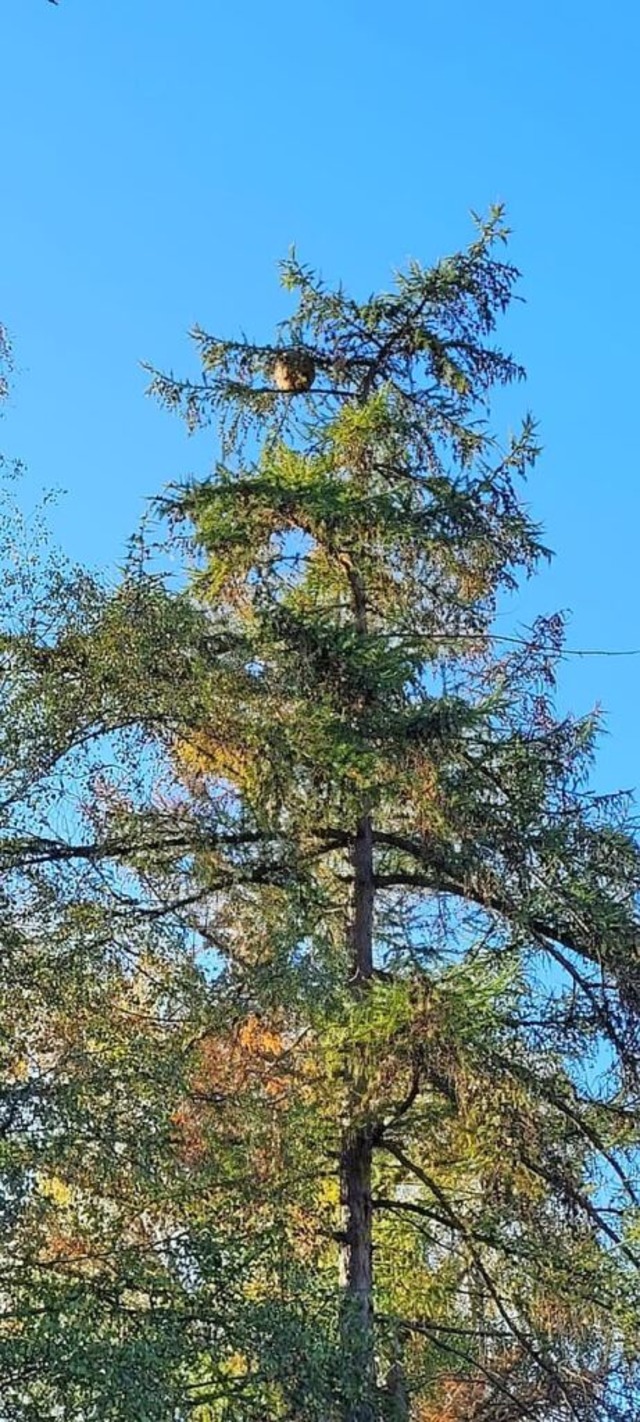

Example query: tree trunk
[339,813,376,1420]
[350,814,374,981]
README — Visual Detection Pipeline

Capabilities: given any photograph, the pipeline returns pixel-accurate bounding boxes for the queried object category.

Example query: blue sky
[2,0,639,792]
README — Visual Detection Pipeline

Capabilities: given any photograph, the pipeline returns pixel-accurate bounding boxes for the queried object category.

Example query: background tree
[1,210,640,1420]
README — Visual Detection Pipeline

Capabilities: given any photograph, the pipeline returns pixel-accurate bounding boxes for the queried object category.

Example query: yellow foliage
[174,727,253,794]
[38,1173,72,1207]
[221,1351,250,1379]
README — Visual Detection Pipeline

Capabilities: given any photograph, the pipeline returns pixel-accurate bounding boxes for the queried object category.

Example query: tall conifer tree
[2,211,640,1420]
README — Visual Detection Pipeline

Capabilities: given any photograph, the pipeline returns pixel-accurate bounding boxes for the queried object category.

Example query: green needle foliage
[1,209,640,1421]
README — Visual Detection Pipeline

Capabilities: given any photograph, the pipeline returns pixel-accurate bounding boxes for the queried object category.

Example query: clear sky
[2,0,639,792]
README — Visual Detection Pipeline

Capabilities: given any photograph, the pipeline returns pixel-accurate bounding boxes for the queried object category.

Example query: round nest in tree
[271,349,316,393]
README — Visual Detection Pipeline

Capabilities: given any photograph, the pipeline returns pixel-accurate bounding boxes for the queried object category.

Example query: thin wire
[422,631,640,658]
[559,647,640,659]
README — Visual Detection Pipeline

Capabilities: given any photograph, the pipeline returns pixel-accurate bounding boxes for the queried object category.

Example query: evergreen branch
[381,1143,588,1422]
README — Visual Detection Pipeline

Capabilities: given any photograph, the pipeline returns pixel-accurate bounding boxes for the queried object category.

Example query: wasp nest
[271,348,316,393]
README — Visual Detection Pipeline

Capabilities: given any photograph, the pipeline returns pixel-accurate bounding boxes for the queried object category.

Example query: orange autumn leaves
[172,1014,293,1170]
[171,1013,335,1269]
[414,1357,597,1422]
